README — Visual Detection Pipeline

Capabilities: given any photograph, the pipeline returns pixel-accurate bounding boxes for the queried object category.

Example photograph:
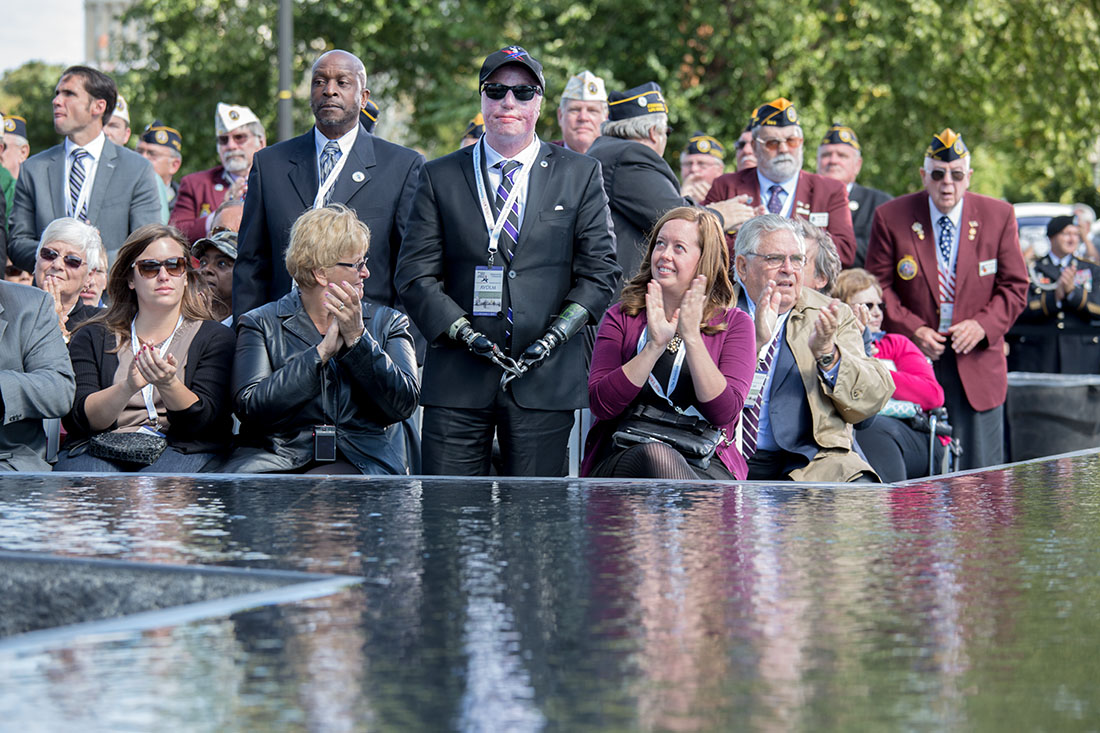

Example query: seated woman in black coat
[54,224,236,473]
[222,204,420,475]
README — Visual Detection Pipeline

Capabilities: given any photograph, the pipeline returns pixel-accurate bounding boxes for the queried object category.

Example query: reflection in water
[0,457,1099,730]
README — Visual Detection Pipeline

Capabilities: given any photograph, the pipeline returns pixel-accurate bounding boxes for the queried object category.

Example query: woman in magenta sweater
[584,207,755,480]
[834,268,947,481]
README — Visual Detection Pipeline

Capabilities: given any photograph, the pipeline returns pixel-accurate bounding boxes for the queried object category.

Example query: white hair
[734,214,806,258]
[600,112,667,141]
[37,217,104,271]
[923,154,970,172]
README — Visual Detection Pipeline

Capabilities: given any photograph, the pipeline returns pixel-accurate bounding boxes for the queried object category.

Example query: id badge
[746,371,768,403]
[472,266,504,316]
[938,302,954,333]
[137,425,165,438]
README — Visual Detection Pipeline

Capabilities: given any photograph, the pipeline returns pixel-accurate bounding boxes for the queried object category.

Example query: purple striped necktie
[742,332,781,460]
[494,159,522,261]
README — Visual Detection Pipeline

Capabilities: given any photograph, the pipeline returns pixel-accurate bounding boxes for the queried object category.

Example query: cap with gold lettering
[2,115,27,139]
[140,120,182,153]
[360,98,380,133]
[754,97,798,128]
[683,131,724,160]
[462,112,484,141]
[820,122,860,151]
[926,128,969,161]
[607,82,667,121]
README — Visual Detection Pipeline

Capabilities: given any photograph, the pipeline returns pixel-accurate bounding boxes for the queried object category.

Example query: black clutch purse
[611,404,724,469]
[89,431,168,466]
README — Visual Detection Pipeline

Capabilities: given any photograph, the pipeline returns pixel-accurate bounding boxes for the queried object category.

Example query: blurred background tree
[2,0,1098,207]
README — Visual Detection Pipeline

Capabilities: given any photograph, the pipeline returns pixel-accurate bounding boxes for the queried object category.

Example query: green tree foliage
[4,0,1099,208]
[0,62,67,154]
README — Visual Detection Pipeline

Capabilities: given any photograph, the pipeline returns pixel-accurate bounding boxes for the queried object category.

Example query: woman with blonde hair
[584,206,755,479]
[55,224,235,472]
[223,204,419,475]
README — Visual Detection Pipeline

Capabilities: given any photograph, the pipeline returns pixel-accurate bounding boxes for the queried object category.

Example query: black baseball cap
[479,46,545,89]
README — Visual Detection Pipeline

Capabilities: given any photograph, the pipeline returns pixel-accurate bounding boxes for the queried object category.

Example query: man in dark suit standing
[7,66,161,271]
[865,129,1028,469]
[1007,215,1100,373]
[704,98,857,267]
[396,46,619,476]
[816,123,892,268]
[234,50,425,322]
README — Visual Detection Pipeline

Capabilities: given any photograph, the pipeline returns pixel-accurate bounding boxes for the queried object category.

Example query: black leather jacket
[227,290,420,474]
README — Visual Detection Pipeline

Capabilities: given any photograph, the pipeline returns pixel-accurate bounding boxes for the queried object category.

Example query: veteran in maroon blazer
[702,98,856,266]
[865,129,1028,469]
[171,166,234,242]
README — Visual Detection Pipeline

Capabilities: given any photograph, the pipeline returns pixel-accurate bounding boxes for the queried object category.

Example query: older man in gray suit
[6,65,160,272]
[0,281,75,471]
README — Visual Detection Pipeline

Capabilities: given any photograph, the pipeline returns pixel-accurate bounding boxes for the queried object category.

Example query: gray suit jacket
[7,138,162,271]
[0,282,76,470]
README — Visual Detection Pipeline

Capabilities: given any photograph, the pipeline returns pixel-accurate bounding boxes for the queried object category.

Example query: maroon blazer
[702,167,856,266]
[864,191,1028,412]
[170,166,233,242]
[583,303,755,478]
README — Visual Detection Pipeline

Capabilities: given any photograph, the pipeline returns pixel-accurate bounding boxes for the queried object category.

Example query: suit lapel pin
[849,199,860,211]
[911,222,924,240]
[795,201,810,216]
[968,220,978,241]
[352,171,365,182]
[540,160,548,168]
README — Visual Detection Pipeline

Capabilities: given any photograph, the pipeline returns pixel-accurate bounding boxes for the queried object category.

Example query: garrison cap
[926,128,969,161]
[743,107,760,133]
[561,70,607,103]
[479,46,545,89]
[462,112,485,141]
[683,131,724,160]
[821,122,860,151]
[607,82,667,121]
[360,98,379,133]
[215,103,260,136]
[754,98,798,128]
[113,95,131,125]
[2,115,27,139]
[140,120,182,153]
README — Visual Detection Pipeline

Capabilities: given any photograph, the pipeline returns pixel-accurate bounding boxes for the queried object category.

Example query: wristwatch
[816,349,837,369]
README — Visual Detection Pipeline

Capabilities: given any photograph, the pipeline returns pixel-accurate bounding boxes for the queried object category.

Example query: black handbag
[611,404,724,469]
[89,431,168,466]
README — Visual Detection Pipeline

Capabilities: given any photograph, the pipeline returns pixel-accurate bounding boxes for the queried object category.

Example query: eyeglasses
[481,83,543,102]
[755,136,803,152]
[132,257,187,278]
[39,246,85,269]
[929,168,967,182]
[217,132,253,146]
[334,256,369,272]
[746,252,806,269]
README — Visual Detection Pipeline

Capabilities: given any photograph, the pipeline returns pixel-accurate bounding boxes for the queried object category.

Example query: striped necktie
[494,159,522,261]
[319,140,341,205]
[742,332,781,460]
[69,148,91,222]
[937,216,955,311]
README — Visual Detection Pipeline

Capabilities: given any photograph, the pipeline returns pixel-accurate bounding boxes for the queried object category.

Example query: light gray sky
[1,0,84,74]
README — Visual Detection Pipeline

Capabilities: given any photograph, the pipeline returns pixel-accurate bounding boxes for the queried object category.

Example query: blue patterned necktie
[319,140,341,205]
[766,184,784,215]
[937,216,956,307]
[69,148,90,221]
[937,216,954,263]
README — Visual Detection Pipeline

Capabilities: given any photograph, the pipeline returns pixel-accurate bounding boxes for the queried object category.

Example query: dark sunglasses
[132,257,187,278]
[216,132,253,146]
[39,246,84,269]
[930,168,967,182]
[481,83,543,102]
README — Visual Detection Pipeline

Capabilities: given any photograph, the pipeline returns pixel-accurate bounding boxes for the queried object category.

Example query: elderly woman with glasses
[222,204,420,475]
[54,224,235,473]
[33,218,104,341]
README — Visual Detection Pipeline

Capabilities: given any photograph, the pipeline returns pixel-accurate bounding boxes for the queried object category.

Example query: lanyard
[471,137,532,265]
[69,151,95,219]
[636,328,702,418]
[313,142,351,209]
[131,316,184,425]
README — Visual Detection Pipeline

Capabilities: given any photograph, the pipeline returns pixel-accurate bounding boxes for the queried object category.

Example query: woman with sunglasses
[221,204,419,475]
[54,224,235,472]
[33,218,104,342]
[583,207,755,479]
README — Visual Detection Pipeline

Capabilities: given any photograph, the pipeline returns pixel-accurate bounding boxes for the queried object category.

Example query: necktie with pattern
[742,332,781,460]
[319,140,342,205]
[937,216,956,308]
[69,148,90,222]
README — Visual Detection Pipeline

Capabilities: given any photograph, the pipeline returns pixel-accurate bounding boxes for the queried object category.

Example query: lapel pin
[352,171,365,182]
[912,222,924,240]
[968,220,978,240]
[540,160,548,168]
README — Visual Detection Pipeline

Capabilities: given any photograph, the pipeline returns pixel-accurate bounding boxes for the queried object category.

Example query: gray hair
[37,217,104,271]
[733,214,805,259]
[243,120,266,142]
[600,112,667,141]
[754,124,803,141]
[4,134,28,149]
[794,219,841,293]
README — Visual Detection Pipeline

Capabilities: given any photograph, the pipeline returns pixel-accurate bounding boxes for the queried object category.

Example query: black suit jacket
[585,135,690,286]
[1007,253,1100,373]
[848,182,892,268]
[395,140,620,411]
[233,124,425,321]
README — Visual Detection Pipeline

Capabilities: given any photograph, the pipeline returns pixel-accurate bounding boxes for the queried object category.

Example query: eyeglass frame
[216,131,255,147]
[38,246,86,270]
[131,257,188,278]
[480,83,543,102]
[753,134,804,152]
[929,168,967,182]
[334,256,370,272]
[744,252,807,270]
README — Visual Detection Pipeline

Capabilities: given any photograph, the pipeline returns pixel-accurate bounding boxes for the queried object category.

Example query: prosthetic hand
[449,317,524,378]
[502,303,589,389]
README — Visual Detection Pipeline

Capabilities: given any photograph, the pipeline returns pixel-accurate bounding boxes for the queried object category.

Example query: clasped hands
[318,281,366,363]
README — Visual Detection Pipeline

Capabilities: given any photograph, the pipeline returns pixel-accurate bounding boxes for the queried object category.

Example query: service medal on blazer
[898,254,918,280]
[911,222,924,240]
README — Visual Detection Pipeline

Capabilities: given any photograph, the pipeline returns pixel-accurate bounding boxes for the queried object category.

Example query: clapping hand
[324,281,365,346]
[808,299,842,361]
[132,344,179,391]
[645,280,679,349]
[677,275,708,347]
[754,279,782,353]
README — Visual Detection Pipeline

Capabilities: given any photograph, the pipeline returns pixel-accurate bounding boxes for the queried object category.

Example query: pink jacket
[875,333,944,411]
[584,303,755,478]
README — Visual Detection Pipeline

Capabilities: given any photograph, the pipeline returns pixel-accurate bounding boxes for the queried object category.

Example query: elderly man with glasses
[704,98,857,267]
[732,214,892,481]
[396,46,619,477]
[170,103,266,243]
[865,129,1028,470]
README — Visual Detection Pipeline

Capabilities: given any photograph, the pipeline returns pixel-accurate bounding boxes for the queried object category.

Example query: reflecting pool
[0,454,1098,731]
